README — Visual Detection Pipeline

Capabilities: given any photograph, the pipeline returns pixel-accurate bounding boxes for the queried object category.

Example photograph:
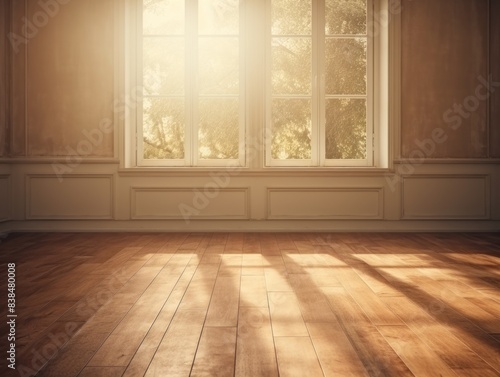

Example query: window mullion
[367,0,375,166]
[239,0,246,167]
[316,0,326,166]
[265,0,272,167]
[186,0,197,166]
[136,0,144,167]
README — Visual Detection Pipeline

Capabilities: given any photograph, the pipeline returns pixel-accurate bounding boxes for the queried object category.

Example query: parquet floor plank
[274,337,324,377]
[190,327,237,377]
[235,307,279,377]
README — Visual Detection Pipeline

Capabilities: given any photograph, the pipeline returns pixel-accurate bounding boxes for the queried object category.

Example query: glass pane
[271,99,311,159]
[199,37,239,95]
[143,98,185,159]
[199,98,239,159]
[143,0,184,35]
[325,0,367,35]
[272,0,311,35]
[325,37,366,95]
[199,0,239,35]
[325,98,366,159]
[143,37,184,96]
[272,38,311,95]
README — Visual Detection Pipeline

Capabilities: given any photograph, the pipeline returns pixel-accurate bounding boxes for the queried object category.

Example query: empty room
[0,0,499,376]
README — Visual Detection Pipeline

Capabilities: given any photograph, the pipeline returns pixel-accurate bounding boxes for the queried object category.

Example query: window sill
[117,166,393,177]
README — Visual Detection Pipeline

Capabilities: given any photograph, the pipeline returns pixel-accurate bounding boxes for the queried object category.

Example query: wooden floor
[0,232,499,377]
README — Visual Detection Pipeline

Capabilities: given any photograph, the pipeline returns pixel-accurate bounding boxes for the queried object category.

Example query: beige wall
[0,0,499,231]
[401,0,492,159]
[10,0,115,157]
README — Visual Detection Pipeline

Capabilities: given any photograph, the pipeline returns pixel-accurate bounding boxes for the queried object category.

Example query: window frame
[265,0,374,167]
[134,0,246,168]
[121,0,399,171]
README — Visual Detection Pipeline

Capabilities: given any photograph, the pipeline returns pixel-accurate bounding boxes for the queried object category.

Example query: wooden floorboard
[0,232,499,376]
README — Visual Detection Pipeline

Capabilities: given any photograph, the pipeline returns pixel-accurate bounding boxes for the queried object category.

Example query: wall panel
[131,187,249,220]
[24,0,115,157]
[267,188,383,219]
[0,175,10,221]
[26,174,114,219]
[402,175,489,219]
[10,0,27,156]
[401,0,488,158]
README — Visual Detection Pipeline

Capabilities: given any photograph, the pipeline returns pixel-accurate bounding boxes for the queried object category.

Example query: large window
[268,0,372,166]
[139,0,244,166]
[130,0,390,168]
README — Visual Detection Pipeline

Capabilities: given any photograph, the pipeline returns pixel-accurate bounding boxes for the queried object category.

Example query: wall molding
[130,187,250,220]
[25,174,115,220]
[267,187,384,220]
[401,174,490,220]
[1,219,499,234]
[0,174,11,222]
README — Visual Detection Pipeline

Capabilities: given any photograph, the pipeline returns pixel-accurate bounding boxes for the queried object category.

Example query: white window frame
[265,0,374,167]
[121,0,398,171]
[133,0,246,167]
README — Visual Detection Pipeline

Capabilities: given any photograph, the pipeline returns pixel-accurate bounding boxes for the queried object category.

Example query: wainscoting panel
[267,188,384,219]
[0,175,10,221]
[26,175,114,219]
[131,187,250,220]
[402,175,489,219]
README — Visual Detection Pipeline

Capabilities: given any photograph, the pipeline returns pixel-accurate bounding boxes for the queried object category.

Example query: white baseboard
[1,220,499,233]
